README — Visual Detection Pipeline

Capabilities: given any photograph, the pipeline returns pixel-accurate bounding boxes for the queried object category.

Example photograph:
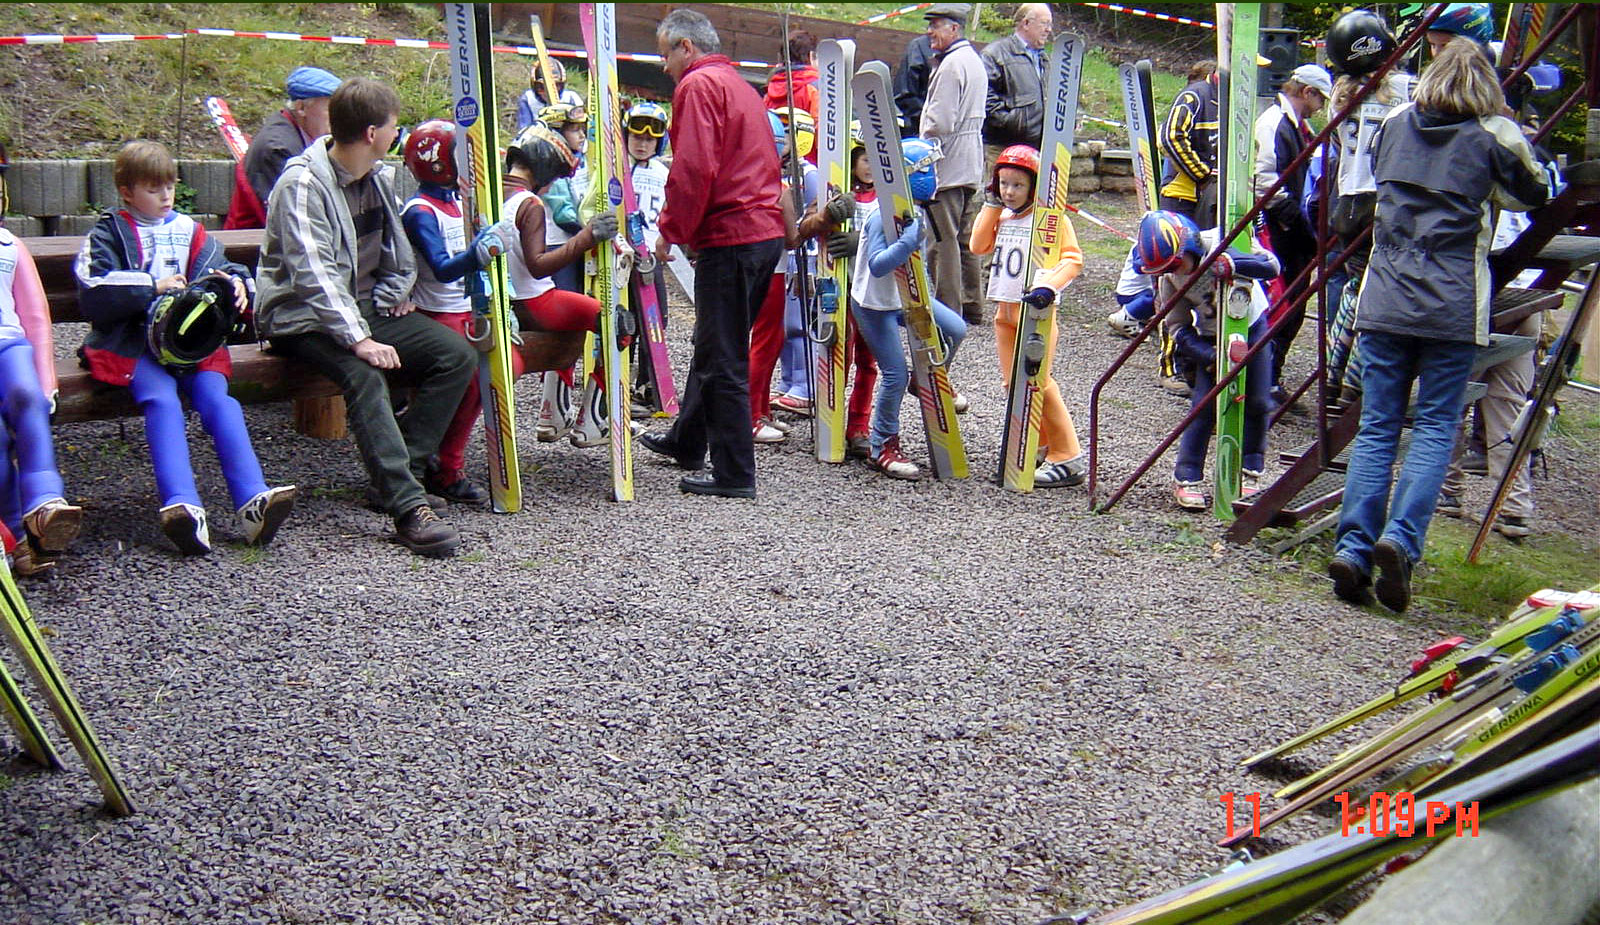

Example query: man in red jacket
[644,9,786,499]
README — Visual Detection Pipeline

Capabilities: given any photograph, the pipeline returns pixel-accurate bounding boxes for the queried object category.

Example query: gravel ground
[2,191,1596,924]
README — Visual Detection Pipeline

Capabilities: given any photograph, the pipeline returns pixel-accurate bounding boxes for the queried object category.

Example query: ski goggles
[626,115,667,138]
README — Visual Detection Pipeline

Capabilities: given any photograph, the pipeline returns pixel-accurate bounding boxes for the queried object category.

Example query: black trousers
[664,238,783,488]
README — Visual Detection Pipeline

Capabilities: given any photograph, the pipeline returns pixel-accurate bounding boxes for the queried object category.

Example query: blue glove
[472,217,517,266]
[1174,326,1216,371]
[1021,286,1055,310]
[901,216,924,250]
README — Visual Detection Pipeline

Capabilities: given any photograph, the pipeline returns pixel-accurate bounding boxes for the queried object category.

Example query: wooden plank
[27,229,263,325]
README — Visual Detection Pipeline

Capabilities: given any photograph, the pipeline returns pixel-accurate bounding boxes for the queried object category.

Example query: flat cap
[923,3,971,25]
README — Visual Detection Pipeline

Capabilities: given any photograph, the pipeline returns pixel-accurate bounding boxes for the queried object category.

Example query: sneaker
[1173,479,1208,511]
[871,436,921,480]
[22,498,83,554]
[1328,556,1375,606]
[1372,538,1413,613]
[10,542,56,577]
[767,415,793,435]
[1435,493,1463,518]
[953,393,971,414]
[425,471,488,506]
[394,504,459,558]
[159,502,212,557]
[1106,307,1142,339]
[774,393,812,415]
[1159,375,1192,397]
[1493,514,1532,539]
[1460,451,1489,476]
[846,435,871,460]
[1034,456,1087,488]
[1241,469,1262,499]
[236,485,297,547]
[753,419,787,444]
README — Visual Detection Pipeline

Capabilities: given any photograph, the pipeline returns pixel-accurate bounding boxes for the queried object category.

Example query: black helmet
[504,123,577,189]
[1325,10,1397,77]
[146,272,240,368]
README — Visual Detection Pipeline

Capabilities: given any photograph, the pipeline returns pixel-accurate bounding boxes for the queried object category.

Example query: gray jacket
[980,33,1044,149]
[1356,104,1551,347]
[919,39,986,190]
[256,139,417,347]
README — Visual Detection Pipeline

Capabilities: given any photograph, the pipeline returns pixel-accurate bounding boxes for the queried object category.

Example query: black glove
[826,230,860,261]
[1020,286,1055,310]
[1174,326,1217,372]
[589,212,619,242]
[823,193,853,227]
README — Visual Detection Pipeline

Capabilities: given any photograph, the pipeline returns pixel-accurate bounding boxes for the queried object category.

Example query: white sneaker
[1241,468,1262,499]
[1034,457,1087,488]
[22,497,83,554]
[237,485,297,546]
[953,393,970,414]
[1172,480,1208,511]
[1106,307,1142,338]
[753,419,787,444]
[570,379,608,448]
[159,502,211,556]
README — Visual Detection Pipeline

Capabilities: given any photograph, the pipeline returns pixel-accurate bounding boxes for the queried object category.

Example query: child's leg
[1174,362,1216,483]
[180,369,269,510]
[748,273,786,425]
[1039,319,1082,463]
[845,313,878,439]
[778,284,811,400]
[419,309,483,484]
[129,355,202,508]
[850,305,907,455]
[993,300,1019,382]
[1242,316,1274,474]
[0,341,66,513]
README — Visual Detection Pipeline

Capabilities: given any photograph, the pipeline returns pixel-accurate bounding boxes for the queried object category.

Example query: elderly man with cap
[224,66,341,229]
[919,2,988,328]
[1252,62,1331,401]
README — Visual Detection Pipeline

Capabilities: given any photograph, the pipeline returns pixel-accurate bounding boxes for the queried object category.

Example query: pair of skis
[445,3,522,513]
[0,559,133,815]
[811,39,855,464]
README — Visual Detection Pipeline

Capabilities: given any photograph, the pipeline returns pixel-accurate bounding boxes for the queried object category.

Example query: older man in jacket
[981,3,1053,160]
[919,3,988,327]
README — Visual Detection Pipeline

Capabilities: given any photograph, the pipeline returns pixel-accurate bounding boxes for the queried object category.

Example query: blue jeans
[1334,331,1477,571]
[1174,316,1271,483]
[850,299,966,454]
[777,284,812,400]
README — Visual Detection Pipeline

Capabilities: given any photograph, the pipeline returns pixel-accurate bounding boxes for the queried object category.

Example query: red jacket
[659,55,785,251]
[764,65,820,119]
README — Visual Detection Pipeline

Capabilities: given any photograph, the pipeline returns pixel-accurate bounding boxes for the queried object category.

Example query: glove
[1210,252,1234,280]
[826,230,859,261]
[589,211,619,242]
[1174,326,1216,372]
[823,193,853,227]
[1021,286,1055,310]
[983,188,1003,209]
[901,216,925,250]
[472,218,515,265]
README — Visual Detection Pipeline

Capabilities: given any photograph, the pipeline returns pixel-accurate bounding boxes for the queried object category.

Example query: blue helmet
[1135,210,1203,275]
[901,136,940,203]
[1428,3,1493,45]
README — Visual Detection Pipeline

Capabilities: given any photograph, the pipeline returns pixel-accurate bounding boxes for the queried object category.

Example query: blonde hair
[113,139,177,190]
[1330,70,1408,112]
[1413,35,1504,117]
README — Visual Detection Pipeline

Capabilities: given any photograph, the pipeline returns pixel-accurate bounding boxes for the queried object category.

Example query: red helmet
[404,119,457,186]
[988,144,1040,199]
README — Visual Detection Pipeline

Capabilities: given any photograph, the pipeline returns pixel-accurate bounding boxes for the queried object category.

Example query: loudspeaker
[1258,27,1302,97]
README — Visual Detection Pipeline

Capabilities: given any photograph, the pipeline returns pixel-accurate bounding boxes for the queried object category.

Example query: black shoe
[394,504,460,558]
[678,472,755,499]
[426,475,488,506]
[1328,556,1375,606]
[638,433,702,470]
[1372,538,1412,613]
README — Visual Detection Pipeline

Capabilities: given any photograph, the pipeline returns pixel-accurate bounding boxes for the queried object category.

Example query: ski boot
[570,378,609,449]
[536,371,574,443]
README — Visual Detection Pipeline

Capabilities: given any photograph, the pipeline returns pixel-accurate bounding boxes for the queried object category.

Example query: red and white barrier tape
[0,32,181,45]
[1078,3,1215,31]
[856,3,935,26]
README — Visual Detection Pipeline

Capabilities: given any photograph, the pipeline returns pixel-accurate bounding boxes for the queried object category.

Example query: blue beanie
[286,66,341,101]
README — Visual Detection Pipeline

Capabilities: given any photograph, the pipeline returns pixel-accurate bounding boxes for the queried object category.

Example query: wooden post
[293,396,347,440]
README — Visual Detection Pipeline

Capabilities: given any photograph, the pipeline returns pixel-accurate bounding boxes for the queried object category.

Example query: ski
[0,563,133,815]
[811,38,855,464]
[527,13,561,104]
[853,60,968,479]
[580,2,635,502]
[1000,34,1083,492]
[1241,583,1600,768]
[1469,264,1598,561]
[203,97,251,164]
[1078,726,1599,925]
[617,121,678,417]
[665,246,697,306]
[1118,61,1161,214]
[0,653,59,769]
[445,3,521,513]
[1212,3,1260,519]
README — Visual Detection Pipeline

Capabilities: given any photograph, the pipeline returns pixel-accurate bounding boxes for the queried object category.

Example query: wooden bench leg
[293,396,347,439]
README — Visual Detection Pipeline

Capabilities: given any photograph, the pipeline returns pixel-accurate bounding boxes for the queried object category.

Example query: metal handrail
[1087,3,1442,511]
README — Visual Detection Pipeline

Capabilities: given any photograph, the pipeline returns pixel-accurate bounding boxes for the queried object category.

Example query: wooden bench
[26,229,584,438]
